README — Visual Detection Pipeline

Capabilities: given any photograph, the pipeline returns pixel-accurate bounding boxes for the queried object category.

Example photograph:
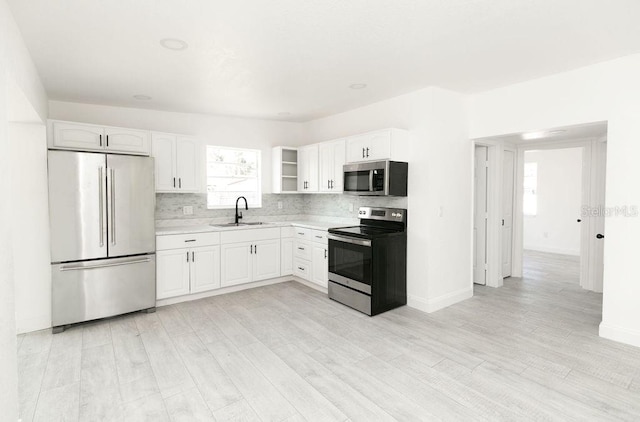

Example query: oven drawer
[293,258,311,281]
[294,240,312,260]
[328,281,371,316]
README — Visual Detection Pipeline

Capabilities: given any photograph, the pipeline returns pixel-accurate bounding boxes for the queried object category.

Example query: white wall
[10,123,52,333]
[523,148,582,256]
[306,87,472,312]
[1,0,48,419]
[469,53,640,347]
[48,101,308,194]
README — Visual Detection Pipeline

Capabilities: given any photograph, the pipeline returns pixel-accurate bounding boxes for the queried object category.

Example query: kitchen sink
[210,222,270,227]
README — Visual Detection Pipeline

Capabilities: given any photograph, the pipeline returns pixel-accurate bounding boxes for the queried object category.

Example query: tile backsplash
[156,193,407,222]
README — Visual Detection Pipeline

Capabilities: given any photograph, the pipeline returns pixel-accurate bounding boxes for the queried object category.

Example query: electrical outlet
[277,201,283,210]
[183,206,193,215]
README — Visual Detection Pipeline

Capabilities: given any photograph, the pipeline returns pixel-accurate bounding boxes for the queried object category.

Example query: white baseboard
[156,276,293,307]
[599,321,640,348]
[523,245,580,256]
[408,287,473,313]
[16,315,51,335]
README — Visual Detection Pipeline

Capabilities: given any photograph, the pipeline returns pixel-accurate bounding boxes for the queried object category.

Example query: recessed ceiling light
[278,112,291,117]
[160,38,188,51]
[349,83,367,90]
[133,94,152,100]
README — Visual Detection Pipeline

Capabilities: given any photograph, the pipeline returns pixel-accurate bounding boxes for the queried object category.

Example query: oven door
[328,234,372,294]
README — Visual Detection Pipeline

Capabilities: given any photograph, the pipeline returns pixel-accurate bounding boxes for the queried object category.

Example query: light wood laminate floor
[17,271,640,421]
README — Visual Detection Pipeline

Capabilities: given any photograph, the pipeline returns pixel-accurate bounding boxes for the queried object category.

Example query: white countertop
[155,220,354,236]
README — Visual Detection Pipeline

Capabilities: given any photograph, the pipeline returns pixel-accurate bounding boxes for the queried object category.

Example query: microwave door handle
[369,170,374,192]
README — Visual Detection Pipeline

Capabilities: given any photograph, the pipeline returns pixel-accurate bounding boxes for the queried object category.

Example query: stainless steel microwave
[343,160,408,196]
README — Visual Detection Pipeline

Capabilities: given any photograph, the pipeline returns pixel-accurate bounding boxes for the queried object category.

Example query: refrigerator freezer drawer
[52,254,156,327]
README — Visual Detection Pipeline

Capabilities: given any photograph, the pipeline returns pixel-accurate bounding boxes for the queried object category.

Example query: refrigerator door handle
[59,257,152,271]
[109,168,116,245]
[99,167,104,247]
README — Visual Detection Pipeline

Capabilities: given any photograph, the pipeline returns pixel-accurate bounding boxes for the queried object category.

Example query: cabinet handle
[298,247,305,250]
[184,239,196,242]
[106,135,109,147]
[298,267,305,271]
[179,178,182,188]
[186,251,189,262]
[99,134,102,147]
[255,244,257,254]
[362,148,365,158]
[297,232,304,236]
[315,235,322,239]
[250,245,253,254]
[327,180,330,189]
[366,147,369,157]
[324,249,327,259]
[330,180,334,189]
[192,251,195,261]
[173,177,176,188]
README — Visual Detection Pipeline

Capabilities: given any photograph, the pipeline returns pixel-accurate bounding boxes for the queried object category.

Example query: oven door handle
[327,234,372,247]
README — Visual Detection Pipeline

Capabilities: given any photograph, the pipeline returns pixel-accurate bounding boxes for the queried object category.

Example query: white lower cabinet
[191,245,221,293]
[291,228,329,288]
[156,249,191,299]
[156,233,221,300]
[311,244,328,287]
[220,228,281,287]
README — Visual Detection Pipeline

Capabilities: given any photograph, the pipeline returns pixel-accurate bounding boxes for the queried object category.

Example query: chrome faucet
[235,196,248,224]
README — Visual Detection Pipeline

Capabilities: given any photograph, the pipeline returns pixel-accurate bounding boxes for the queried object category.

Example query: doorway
[522,147,584,286]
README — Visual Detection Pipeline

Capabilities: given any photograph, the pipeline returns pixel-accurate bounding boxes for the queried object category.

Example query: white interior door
[474,146,488,285]
[502,150,515,277]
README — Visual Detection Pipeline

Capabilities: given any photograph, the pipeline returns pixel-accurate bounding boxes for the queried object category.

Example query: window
[206,146,261,209]
[523,162,537,216]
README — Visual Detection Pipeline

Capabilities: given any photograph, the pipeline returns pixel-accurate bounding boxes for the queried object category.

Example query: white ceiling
[8,0,640,122]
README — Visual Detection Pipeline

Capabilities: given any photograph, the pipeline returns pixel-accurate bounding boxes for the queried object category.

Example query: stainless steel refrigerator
[48,150,156,332]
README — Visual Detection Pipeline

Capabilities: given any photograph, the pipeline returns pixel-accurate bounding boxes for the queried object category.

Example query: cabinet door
[345,136,369,163]
[366,129,392,161]
[221,242,252,287]
[311,244,329,288]
[305,145,319,192]
[253,239,281,281]
[156,249,190,299]
[190,245,221,293]
[297,147,307,191]
[331,139,346,192]
[318,142,334,192]
[176,137,201,192]
[105,127,151,155]
[281,238,293,276]
[52,121,104,151]
[151,134,177,192]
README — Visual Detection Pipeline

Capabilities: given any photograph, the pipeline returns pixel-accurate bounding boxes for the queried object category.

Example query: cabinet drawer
[294,227,312,241]
[281,226,295,238]
[294,240,312,260]
[293,258,311,281]
[156,232,220,250]
[310,229,328,244]
[221,227,280,244]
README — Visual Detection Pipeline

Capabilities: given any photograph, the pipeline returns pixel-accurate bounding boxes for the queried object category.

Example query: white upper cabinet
[319,139,346,193]
[298,144,319,192]
[49,120,150,155]
[151,133,202,193]
[272,147,299,194]
[104,127,151,154]
[345,128,409,163]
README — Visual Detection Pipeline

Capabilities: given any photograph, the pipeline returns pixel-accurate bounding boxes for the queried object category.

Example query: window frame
[205,145,262,210]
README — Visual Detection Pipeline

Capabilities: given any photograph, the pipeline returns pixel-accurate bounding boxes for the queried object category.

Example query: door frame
[502,146,517,278]
[513,137,607,291]
[472,139,503,288]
